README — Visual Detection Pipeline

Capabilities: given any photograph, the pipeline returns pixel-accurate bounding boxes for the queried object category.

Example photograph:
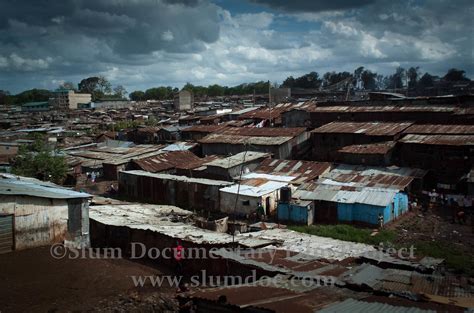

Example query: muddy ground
[0,246,179,312]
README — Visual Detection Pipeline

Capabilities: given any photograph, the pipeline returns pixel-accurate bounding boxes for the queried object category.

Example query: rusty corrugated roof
[312,122,412,136]
[219,127,306,137]
[337,141,396,155]
[131,150,208,172]
[180,124,227,133]
[404,124,474,135]
[304,105,457,113]
[399,134,474,146]
[255,159,331,184]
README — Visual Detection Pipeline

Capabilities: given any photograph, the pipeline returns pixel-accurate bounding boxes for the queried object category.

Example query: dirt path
[0,246,178,312]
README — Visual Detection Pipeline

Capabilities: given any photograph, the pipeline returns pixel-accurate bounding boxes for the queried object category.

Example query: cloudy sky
[0,0,472,93]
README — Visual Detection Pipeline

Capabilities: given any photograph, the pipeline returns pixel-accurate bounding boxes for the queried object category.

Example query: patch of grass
[288,224,396,246]
[414,241,474,275]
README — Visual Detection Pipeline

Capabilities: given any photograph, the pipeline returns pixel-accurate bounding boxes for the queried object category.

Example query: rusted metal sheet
[305,105,457,113]
[312,122,413,136]
[255,159,331,184]
[404,124,474,135]
[199,134,292,145]
[180,124,227,134]
[0,214,13,254]
[131,150,207,173]
[399,134,474,146]
[220,127,306,138]
[337,141,396,155]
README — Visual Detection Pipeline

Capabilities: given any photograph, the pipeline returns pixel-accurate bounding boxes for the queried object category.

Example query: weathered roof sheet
[199,134,293,146]
[312,122,412,136]
[399,134,474,146]
[295,184,398,207]
[255,159,331,184]
[180,124,227,133]
[404,124,474,135]
[220,127,306,138]
[131,150,206,173]
[320,164,426,190]
[0,174,91,199]
[120,170,232,186]
[204,151,270,169]
[220,180,288,197]
[161,141,197,151]
[89,204,272,247]
[337,141,396,155]
[305,105,457,113]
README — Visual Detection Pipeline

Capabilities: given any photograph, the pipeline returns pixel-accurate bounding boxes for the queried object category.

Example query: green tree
[12,136,68,184]
[113,85,127,99]
[129,90,146,101]
[360,70,377,90]
[78,76,112,100]
[407,67,420,88]
[417,73,436,88]
[58,81,75,91]
[443,68,470,82]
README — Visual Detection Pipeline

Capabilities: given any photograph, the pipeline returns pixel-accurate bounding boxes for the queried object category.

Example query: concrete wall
[68,91,92,109]
[175,90,194,111]
[0,195,90,250]
[219,190,279,216]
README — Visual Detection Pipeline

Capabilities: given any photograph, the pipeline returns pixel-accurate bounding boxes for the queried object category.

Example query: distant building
[0,174,91,252]
[21,101,50,112]
[49,89,92,110]
[174,90,194,111]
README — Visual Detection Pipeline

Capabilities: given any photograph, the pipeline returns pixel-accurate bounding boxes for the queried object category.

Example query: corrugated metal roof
[180,124,227,133]
[337,141,396,155]
[219,127,306,137]
[199,134,293,145]
[0,175,91,199]
[161,141,197,151]
[204,151,270,168]
[404,124,474,135]
[131,150,206,173]
[220,180,288,197]
[120,170,232,186]
[320,164,426,190]
[399,134,474,146]
[305,105,457,113]
[255,159,331,184]
[296,183,398,207]
[317,298,436,313]
[312,122,412,136]
[89,204,273,247]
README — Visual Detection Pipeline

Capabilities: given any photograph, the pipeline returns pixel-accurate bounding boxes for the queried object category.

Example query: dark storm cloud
[250,0,376,12]
[0,0,220,73]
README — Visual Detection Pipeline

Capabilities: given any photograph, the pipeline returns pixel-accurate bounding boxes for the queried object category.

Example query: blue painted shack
[294,184,409,226]
[277,200,314,225]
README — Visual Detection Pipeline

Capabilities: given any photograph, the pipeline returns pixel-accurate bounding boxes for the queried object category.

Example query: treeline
[129,67,470,100]
[1,67,470,105]
[129,81,271,101]
[280,67,471,90]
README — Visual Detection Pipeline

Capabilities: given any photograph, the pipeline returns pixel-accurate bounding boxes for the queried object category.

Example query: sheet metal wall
[277,203,313,225]
[119,172,227,213]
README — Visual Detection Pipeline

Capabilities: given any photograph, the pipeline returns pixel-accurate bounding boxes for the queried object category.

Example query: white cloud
[161,30,174,41]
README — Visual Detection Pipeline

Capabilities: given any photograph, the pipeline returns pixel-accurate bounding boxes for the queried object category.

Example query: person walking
[378,213,384,229]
